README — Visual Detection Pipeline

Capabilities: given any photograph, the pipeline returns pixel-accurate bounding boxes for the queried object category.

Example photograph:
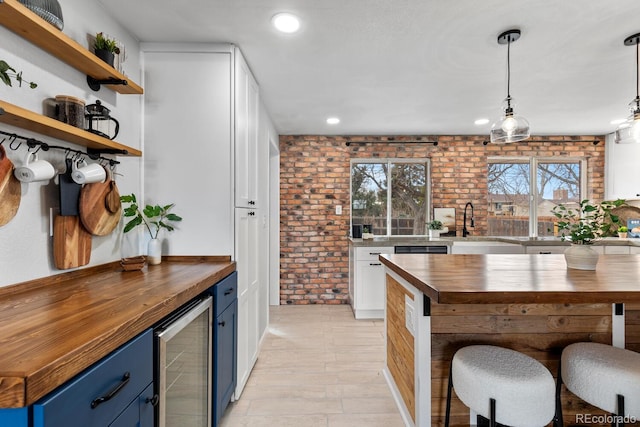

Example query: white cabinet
[234,48,260,209]
[630,246,640,254]
[605,133,640,200]
[451,241,524,254]
[141,44,269,402]
[349,246,394,319]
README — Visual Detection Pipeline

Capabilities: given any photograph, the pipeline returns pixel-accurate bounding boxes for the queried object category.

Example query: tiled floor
[220,305,405,426]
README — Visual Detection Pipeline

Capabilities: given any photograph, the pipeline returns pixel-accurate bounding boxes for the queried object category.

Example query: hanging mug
[71,158,106,184]
[14,152,56,183]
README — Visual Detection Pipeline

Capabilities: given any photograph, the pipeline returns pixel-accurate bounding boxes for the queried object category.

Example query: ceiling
[97,0,640,137]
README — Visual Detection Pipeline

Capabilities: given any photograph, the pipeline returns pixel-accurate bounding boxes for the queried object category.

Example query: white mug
[71,160,106,185]
[14,152,56,183]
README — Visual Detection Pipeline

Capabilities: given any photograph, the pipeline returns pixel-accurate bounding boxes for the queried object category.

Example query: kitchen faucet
[463,202,474,237]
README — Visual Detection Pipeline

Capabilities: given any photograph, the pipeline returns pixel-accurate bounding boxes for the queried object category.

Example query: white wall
[0,0,143,287]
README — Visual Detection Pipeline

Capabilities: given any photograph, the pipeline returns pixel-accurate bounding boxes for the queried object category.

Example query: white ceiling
[98,0,640,137]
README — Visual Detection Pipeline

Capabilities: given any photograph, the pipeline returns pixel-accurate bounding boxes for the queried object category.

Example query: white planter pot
[147,238,162,265]
[428,229,441,238]
[564,244,599,270]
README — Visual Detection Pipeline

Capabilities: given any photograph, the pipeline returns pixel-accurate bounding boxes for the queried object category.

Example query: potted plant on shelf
[551,198,624,270]
[93,32,120,67]
[0,60,37,88]
[120,193,182,265]
[618,226,629,239]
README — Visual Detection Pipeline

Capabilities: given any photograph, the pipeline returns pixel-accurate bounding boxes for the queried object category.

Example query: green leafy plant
[428,220,443,230]
[0,60,37,88]
[120,193,182,239]
[94,32,120,54]
[551,199,625,244]
[618,225,629,233]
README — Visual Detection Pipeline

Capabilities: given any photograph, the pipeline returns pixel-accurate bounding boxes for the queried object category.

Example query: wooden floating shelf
[0,0,143,95]
[0,100,142,156]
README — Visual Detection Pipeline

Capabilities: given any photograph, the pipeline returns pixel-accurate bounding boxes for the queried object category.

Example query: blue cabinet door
[214,300,237,426]
[0,407,29,427]
[108,383,155,427]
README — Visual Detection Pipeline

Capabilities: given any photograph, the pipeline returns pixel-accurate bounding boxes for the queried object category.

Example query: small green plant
[551,199,625,244]
[120,193,182,239]
[94,32,120,54]
[428,220,443,230]
[618,225,629,233]
[0,60,37,88]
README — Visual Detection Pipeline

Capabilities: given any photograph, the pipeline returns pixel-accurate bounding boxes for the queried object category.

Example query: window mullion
[530,158,538,237]
[386,161,392,236]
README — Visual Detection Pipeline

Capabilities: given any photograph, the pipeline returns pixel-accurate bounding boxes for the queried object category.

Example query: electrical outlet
[336,205,342,215]
[405,295,415,336]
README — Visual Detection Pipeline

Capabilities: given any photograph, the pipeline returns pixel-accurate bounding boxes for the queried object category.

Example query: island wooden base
[384,271,636,427]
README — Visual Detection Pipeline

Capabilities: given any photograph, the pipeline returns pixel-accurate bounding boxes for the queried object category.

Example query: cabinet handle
[248,211,256,216]
[146,394,159,407]
[218,320,226,327]
[91,372,130,409]
[369,252,381,255]
[370,263,382,266]
[224,288,234,296]
[539,251,552,254]
[249,200,256,205]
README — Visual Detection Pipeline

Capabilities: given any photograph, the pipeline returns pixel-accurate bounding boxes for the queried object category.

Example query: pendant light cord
[636,40,639,108]
[507,37,511,99]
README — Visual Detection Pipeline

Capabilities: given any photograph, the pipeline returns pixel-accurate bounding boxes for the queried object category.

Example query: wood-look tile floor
[220,305,405,427]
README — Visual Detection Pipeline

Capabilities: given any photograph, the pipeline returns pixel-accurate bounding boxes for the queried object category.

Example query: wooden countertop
[380,254,640,305]
[0,256,235,408]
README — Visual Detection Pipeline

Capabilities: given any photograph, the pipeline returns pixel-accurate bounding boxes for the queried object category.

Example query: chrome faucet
[463,202,474,237]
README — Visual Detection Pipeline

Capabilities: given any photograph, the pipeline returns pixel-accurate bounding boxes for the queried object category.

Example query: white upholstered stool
[445,345,556,427]
[559,342,640,424]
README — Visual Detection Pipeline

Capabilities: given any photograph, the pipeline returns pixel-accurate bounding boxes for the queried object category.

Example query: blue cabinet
[209,272,238,426]
[0,330,154,427]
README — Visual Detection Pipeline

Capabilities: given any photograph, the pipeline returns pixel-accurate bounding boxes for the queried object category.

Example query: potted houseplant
[618,226,629,238]
[428,220,444,238]
[93,32,120,67]
[0,60,37,88]
[120,193,182,265]
[551,198,624,270]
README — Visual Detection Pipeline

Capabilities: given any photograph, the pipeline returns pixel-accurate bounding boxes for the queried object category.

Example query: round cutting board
[0,145,21,227]
[79,169,121,236]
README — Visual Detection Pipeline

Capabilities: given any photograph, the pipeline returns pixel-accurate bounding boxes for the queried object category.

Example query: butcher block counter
[379,254,640,427]
[0,256,235,408]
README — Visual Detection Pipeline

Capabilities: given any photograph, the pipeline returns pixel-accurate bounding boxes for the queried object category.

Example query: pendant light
[490,29,531,144]
[615,33,640,144]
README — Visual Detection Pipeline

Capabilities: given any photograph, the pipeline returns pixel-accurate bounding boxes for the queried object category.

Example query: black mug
[352,225,363,238]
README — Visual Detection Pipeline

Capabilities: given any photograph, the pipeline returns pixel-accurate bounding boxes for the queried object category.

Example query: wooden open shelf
[0,0,143,95]
[0,100,142,156]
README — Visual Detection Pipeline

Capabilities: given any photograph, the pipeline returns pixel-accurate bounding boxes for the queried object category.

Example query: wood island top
[0,256,235,408]
[380,253,640,305]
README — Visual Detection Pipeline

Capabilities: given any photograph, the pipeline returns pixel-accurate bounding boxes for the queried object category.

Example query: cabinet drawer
[213,271,238,314]
[355,246,393,261]
[33,330,153,427]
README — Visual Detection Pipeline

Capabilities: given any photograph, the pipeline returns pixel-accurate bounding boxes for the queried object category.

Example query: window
[487,157,585,237]
[351,159,430,236]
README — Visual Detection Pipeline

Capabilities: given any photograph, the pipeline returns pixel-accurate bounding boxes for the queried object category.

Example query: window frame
[487,156,587,237]
[350,158,432,237]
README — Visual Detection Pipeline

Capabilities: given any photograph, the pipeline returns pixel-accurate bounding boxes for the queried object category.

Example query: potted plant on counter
[618,226,629,238]
[428,220,444,238]
[93,32,120,67]
[120,193,183,266]
[551,198,624,270]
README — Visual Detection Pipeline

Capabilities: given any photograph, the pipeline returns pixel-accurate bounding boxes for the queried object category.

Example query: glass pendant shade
[615,98,640,144]
[490,97,530,143]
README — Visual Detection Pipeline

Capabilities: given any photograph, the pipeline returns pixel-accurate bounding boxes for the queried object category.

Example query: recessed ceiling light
[611,118,626,125]
[272,13,300,33]
[326,117,340,125]
[474,118,490,125]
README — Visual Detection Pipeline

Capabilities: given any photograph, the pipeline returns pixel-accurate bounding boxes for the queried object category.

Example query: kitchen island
[379,253,640,426]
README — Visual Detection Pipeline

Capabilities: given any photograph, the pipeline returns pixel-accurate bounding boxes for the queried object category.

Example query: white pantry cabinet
[142,44,267,401]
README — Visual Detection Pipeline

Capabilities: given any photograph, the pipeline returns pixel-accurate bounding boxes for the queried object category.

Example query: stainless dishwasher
[394,245,448,254]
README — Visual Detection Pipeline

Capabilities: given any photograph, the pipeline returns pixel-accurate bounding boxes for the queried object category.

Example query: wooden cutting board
[0,145,21,227]
[53,215,91,269]
[79,171,121,236]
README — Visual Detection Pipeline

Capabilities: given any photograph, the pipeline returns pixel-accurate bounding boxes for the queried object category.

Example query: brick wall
[279,135,605,305]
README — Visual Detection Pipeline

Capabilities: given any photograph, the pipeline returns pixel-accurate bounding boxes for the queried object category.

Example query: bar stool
[558,342,640,426]
[444,345,556,427]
